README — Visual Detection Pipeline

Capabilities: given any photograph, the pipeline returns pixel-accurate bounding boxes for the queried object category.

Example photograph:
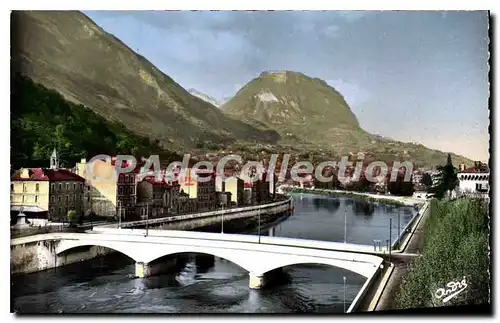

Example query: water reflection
[351,199,375,216]
[312,198,341,213]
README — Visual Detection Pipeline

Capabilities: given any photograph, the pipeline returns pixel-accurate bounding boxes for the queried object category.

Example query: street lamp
[389,218,392,261]
[397,208,401,249]
[145,203,149,237]
[343,276,347,313]
[221,202,224,234]
[344,207,347,243]
[118,200,122,229]
[258,206,261,244]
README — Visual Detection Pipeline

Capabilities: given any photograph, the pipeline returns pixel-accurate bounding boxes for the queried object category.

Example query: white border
[2,0,496,322]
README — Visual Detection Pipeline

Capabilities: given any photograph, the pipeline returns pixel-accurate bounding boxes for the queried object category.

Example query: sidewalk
[374,201,429,310]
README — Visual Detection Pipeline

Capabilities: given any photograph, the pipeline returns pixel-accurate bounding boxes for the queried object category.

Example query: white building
[458,165,489,197]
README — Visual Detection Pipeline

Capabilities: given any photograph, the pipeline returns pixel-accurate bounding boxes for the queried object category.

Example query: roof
[458,167,489,174]
[11,168,85,182]
[142,176,179,188]
[11,205,47,212]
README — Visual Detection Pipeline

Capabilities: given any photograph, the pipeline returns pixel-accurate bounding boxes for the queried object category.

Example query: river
[11,193,416,314]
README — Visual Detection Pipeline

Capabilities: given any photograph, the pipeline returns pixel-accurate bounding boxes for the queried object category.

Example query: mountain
[11,11,280,154]
[11,75,182,172]
[11,11,474,169]
[188,89,221,108]
[222,71,474,167]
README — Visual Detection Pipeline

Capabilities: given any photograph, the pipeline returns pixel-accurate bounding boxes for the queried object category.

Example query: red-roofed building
[136,175,181,218]
[458,162,490,196]
[11,155,85,222]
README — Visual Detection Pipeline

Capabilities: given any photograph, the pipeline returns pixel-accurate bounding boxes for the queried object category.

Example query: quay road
[355,199,430,312]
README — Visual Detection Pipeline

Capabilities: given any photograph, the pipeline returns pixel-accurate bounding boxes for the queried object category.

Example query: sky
[84,11,490,162]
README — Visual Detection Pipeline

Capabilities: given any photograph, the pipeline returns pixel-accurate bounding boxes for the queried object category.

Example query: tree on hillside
[387,172,414,196]
[421,172,433,189]
[431,154,459,199]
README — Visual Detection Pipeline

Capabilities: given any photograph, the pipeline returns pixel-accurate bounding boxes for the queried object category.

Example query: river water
[11,193,416,314]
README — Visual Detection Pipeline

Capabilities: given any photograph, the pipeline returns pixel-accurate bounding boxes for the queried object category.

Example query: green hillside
[11,75,181,172]
[222,71,475,168]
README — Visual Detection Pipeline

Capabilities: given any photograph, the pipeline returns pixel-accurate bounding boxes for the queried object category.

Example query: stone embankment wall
[11,240,115,276]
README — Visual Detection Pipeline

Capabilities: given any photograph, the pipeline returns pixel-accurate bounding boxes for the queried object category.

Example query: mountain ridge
[11,10,475,168]
[188,88,222,108]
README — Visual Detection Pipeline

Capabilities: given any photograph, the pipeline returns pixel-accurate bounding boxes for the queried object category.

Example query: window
[35,196,38,203]
[66,183,70,190]
[66,196,69,203]
[59,207,62,214]
[35,183,39,192]
[50,207,55,214]
[11,183,13,192]
[73,183,76,190]
[51,196,55,203]
[23,183,27,192]
[58,183,62,191]
[22,195,25,203]
[58,196,61,202]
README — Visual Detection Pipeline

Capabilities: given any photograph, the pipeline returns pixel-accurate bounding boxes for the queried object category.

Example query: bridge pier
[135,262,147,278]
[135,258,178,278]
[249,273,265,289]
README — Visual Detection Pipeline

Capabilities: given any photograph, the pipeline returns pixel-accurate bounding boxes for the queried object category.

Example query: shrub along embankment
[396,198,490,308]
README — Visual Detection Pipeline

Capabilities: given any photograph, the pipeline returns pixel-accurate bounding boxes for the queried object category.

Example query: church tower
[50,148,59,169]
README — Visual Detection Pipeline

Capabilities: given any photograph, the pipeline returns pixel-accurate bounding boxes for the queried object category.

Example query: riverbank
[283,187,424,207]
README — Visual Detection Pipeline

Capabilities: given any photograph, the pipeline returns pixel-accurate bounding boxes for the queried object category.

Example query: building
[75,158,117,217]
[11,149,85,222]
[255,171,276,203]
[458,162,490,197]
[136,176,180,218]
[178,168,216,212]
[74,157,139,220]
[225,176,245,206]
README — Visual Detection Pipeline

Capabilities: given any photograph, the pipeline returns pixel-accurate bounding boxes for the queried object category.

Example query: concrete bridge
[12,230,384,291]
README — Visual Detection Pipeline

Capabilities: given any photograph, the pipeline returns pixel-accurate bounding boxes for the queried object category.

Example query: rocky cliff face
[188,89,221,108]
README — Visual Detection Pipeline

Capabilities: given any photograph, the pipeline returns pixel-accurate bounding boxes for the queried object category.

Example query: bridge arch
[143,246,257,273]
[254,256,379,278]
[56,239,143,262]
